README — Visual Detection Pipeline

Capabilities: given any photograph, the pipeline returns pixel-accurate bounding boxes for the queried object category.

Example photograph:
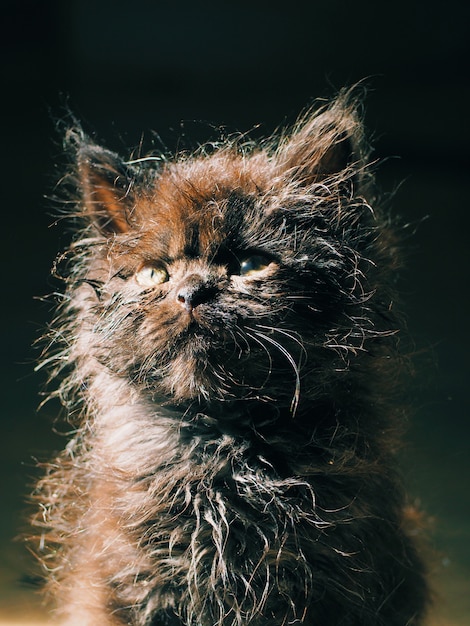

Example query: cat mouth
[180,302,220,325]
[174,303,238,343]
[182,308,206,327]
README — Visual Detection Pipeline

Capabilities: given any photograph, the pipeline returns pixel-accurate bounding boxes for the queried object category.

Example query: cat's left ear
[72,134,140,234]
[275,92,367,187]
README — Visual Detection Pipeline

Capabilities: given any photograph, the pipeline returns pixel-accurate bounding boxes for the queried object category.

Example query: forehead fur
[149,150,270,217]
[74,90,368,256]
[131,150,272,259]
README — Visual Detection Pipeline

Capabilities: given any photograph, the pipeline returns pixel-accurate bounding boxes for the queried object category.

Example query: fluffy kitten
[32,92,429,626]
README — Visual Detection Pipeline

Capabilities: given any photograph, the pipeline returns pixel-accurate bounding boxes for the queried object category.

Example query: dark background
[1,1,469,623]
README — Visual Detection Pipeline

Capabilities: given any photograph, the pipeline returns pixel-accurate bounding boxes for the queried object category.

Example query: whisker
[245,328,301,416]
[241,329,275,393]
[255,325,308,362]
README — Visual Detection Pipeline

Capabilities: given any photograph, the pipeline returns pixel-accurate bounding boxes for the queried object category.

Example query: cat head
[64,92,395,414]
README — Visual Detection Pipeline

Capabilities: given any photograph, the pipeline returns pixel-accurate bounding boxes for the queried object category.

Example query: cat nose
[176,274,216,312]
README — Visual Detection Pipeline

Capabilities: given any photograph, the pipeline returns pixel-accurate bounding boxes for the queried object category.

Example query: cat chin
[140,359,254,406]
[146,364,288,410]
[148,352,221,403]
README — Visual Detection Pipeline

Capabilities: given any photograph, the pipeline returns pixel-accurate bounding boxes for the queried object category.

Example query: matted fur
[32,90,429,625]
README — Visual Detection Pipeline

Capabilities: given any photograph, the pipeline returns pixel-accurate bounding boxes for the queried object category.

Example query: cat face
[69,97,387,410]
[80,164,305,405]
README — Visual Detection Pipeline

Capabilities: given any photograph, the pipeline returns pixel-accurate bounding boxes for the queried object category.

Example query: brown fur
[32,91,430,625]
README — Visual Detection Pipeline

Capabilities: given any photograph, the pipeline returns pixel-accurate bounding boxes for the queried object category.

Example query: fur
[32,90,429,625]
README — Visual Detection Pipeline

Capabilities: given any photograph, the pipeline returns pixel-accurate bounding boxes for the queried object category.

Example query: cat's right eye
[135,264,169,288]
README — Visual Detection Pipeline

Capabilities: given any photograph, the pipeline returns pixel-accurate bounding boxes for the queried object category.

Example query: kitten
[32,91,430,626]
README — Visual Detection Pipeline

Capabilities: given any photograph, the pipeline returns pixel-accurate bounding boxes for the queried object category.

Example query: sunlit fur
[32,91,429,626]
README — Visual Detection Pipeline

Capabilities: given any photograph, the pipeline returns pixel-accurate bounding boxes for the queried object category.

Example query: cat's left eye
[239,254,273,277]
[135,264,169,287]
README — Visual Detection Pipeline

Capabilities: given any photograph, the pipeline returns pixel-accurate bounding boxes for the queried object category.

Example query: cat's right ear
[70,131,138,234]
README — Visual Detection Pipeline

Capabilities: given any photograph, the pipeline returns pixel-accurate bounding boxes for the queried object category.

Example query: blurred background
[1,1,469,624]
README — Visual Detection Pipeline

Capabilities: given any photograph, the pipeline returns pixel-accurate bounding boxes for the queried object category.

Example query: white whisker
[255,324,308,362]
[245,327,301,416]
[241,329,275,393]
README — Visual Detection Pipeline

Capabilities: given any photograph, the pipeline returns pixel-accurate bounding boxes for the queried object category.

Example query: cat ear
[72,133,139,234]
[276,92,366,186]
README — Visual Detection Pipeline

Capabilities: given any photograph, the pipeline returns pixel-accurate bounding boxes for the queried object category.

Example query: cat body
[33,93,429,625]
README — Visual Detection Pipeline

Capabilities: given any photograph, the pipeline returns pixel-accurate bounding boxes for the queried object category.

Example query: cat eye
[135,264,169,287]
[239,254,273,277]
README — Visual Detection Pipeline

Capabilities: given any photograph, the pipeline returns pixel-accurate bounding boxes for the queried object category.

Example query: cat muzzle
[176,273,218,313]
